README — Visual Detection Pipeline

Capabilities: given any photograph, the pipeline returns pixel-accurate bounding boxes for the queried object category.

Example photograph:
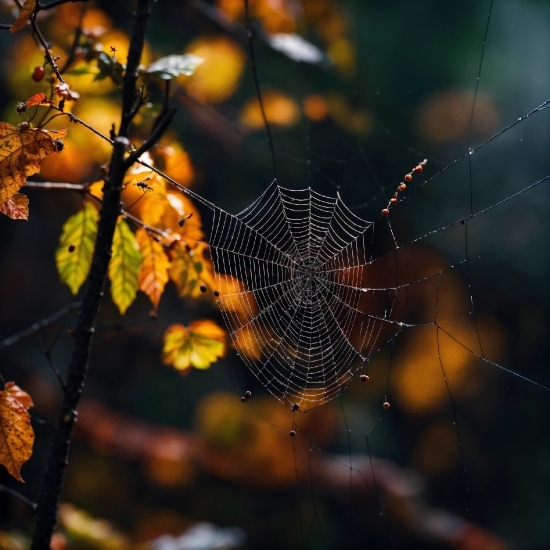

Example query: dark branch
[0,484,37,510]
[37,0,89,11]
[30,1,152,547]
[0,303,81,351]
[124,107,177,168]
[30,13,64,83]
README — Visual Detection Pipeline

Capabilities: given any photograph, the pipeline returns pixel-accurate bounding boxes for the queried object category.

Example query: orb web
[209,180,411,407]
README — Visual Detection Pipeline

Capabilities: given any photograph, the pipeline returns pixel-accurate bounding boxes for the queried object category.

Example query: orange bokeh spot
[303,94,329,121]
[240,90,301,129]
[181,36,246,104]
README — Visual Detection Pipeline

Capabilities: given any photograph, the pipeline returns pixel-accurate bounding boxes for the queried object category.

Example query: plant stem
[30,1,152,547]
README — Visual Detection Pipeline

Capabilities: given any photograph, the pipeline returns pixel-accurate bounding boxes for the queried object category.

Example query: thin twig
[24,181,87,191]
[124,107,177,168]
[0,484,37,510]
[30,13,64,83]
[37,0,89,11]
[0,303,81,351]
[37,332,66,389]
[59,2,86,74]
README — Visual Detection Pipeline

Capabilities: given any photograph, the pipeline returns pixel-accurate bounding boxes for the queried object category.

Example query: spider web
[162,0,549,547]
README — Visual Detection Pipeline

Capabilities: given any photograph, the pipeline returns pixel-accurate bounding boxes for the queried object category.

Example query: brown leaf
[26,93,52,108]
[9,0,36,33]
[4,382,34,410]
[0,193,29,220]
[0,122,67,204]
[0,388,35,481]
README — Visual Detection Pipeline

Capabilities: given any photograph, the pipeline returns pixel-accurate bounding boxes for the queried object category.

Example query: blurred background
[0,0,548,548]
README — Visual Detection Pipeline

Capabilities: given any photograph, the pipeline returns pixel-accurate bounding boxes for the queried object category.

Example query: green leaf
[109,218,142,315]
[95,51,125,83]
[146,54,204,80]
[56,202,98,295]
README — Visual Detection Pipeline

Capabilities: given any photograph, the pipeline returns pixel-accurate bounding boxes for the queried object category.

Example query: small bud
[383,401,391,410]
[289,430,296,437]
[404,174,412,182]
[381,208,390,216]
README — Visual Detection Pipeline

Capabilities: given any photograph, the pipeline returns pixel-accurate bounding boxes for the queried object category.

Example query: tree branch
[30,1,152,547]
[124,107,177,168]
[0,303,81,351]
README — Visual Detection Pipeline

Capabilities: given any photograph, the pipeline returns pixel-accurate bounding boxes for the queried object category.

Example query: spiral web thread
[210,180,414,407]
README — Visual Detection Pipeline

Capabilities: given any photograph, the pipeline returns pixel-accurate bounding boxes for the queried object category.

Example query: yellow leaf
[0,193,29,220]
[136,228,171,309]
[109,218,142,315]
[169,242,215,297]
[0,122,67,204]
[0,387,35,482]
[56,202,98,295]
[162,320,227,371]
[9,0,36,33]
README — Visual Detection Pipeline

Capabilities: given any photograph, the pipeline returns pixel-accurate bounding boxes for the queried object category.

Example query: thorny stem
[30,1,153,547]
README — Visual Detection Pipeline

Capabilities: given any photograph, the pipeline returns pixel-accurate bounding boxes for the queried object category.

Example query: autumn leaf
[169,241,215,297]
[0,385,35,482]
[0,122,67,204]
[162,320,227,371]
[0,193,29,220]
[109,217,142,315]
[26,93,52,107]
[56,202,98,294]
[4,382,34,410]
[9,0,36,33]
[136,228,171,309]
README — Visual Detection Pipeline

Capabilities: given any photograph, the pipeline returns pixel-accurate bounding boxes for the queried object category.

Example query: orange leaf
[0,193,29,220]
[136,228,171,309]
[0,387,35,481]
[162,320,227,371]
[0,122,67,204]
[26,93,52,107]
[4,382,34,410]
[10,0,36,33]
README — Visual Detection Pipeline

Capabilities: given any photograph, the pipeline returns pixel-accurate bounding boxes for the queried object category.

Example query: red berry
[383,401,391,410]
[404,174,413,182]
[381,208,390,216]
[32,66,45,82]
[413,165,423,173]
[399,183,407,191]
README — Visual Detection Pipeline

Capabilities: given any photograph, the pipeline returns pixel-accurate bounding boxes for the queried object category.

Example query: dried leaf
[56,202,98,294]
[0,193,29,220]
[136,228,171,309]
[0,122,67,204]
[4,382,34,411]
[162,320,227,371]
[109,218,142,315]
[0,387,35,481]
[26,93,52,107]
[169,242,215,297]
[147,54,204,80]
[9,0,36,33]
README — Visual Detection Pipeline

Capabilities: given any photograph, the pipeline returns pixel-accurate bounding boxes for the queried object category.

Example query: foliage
[0,383,34,482]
